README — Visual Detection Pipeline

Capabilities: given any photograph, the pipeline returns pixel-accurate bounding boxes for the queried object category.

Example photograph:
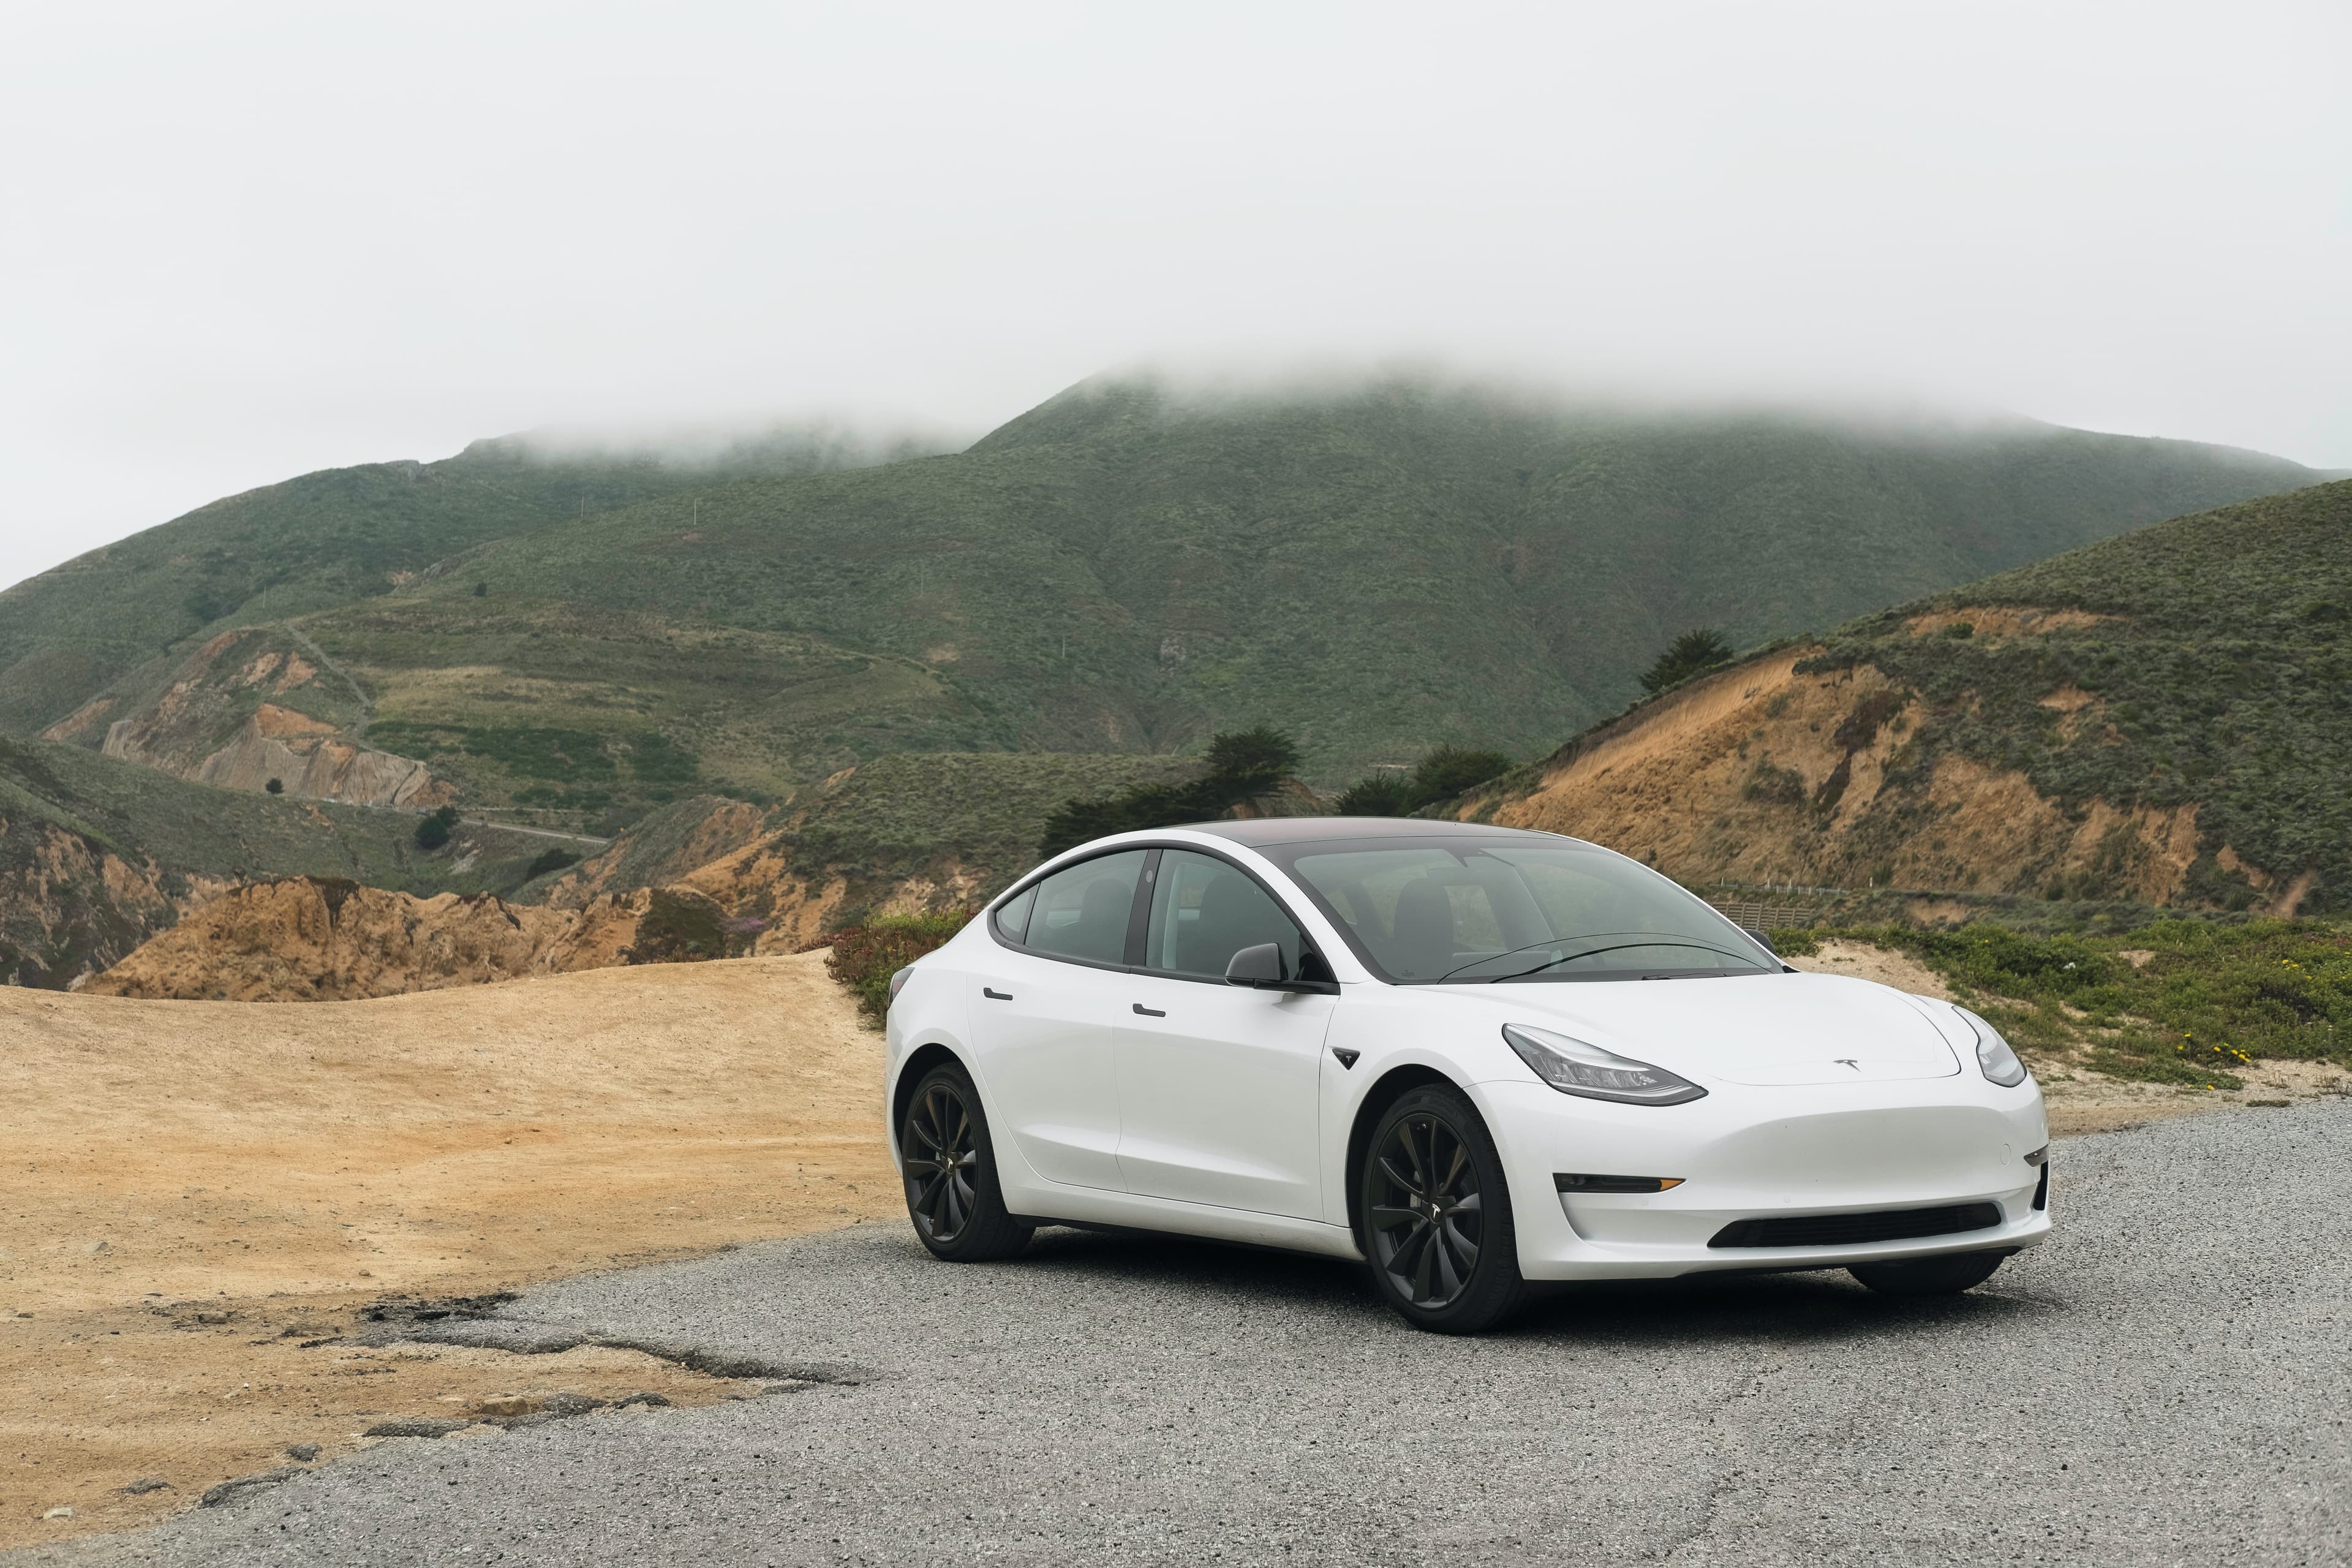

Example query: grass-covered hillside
[18,374,2313,824]
[0,428,943,737]
[1464,479,2352,917]
[427,379,2320,788]
[1807,478,2352,910]
[0,733,564,985]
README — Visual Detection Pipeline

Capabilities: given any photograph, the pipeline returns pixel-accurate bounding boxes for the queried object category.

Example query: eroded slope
[1461,480,2352,913]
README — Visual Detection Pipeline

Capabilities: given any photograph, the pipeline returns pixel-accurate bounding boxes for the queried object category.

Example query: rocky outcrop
[102,706,446,811]
[0,821,241,989]
[1456,645,2226,905]
[81,877,667,1001]
[85,628,448,810]
[189,707,443,807]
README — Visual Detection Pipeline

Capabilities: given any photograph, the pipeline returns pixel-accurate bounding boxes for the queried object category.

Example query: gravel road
[19,1102,2348,1567]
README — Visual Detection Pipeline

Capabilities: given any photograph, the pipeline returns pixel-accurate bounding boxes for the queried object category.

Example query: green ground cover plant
[824,910,975,1024]
[1772,919,2352,1089]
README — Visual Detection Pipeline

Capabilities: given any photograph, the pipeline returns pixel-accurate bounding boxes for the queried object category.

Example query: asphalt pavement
[20,1101,2349,1567]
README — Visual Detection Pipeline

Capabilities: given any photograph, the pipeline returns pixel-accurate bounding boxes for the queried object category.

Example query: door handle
[1131,1003,1166,1017]
[983,987,1012,1001]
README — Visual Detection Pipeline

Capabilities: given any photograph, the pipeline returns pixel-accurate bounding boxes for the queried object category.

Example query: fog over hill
[0,372,2328,826]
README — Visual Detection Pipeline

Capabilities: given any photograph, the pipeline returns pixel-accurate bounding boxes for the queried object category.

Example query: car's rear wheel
[1849,1250,2007,1295]
[1360,1085,1526,1334]
[900,1063,1031,1262]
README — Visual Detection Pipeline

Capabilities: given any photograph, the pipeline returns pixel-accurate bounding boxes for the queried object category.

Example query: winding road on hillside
[20,1104,2348,1567]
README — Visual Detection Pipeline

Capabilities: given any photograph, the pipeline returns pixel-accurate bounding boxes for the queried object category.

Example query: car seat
[1178,870,1292,977]
[1389,876,1458,979]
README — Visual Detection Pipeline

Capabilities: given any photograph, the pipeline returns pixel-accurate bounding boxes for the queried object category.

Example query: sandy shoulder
[0,952,903,1548]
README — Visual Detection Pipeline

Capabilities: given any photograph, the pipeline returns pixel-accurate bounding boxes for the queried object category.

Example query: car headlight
[1502,1023,1707,1106]
[1958,1007,2029,1087]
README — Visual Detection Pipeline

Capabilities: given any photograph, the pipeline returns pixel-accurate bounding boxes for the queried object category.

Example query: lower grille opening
[1708,1201,2003,1250]
[2032,1163,2049,1212]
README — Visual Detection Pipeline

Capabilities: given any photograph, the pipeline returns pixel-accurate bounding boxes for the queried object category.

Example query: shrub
[1333,772,1417,816]
[526,847,579,880]
[1640,629,1733,695]
[823,910,974,1023]
[1811,919,2352,1082]
[1411,745,1513,804]
[626,888,732,963]
[1331,743,1514,818]
[264,777,284,794]
[1039,728,1302,857]
[413,805,461,850]
[1741,762,1806,805]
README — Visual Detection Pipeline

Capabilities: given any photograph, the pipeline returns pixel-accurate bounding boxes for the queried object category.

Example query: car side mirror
[1224,943,1286,988]
[1226,944,1341,995]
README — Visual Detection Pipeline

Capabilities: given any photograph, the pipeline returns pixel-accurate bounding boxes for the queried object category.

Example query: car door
[1114,848,1333,1219]
[967,849,1147,1194]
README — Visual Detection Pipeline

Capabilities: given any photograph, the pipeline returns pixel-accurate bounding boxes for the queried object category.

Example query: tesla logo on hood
[1832,1058,1860,1071]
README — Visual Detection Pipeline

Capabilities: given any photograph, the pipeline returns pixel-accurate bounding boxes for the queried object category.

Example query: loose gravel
[15,1102,2346,1567]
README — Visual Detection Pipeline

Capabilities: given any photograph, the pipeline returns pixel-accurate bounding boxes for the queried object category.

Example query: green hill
[1809,478,2352,910]
[1457,478,2352,918]
[0,428,943,736]
[1,375,2325,833]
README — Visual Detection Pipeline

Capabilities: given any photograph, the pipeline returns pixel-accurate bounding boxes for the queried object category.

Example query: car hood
[1463,970,1964,1085]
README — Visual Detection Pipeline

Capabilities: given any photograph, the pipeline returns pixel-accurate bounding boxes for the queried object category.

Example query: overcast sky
[2,0,2346,592]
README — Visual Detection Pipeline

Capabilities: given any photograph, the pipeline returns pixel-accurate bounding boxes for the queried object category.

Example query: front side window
[1021,850,1147,965]
[1275,839,1771,983]
[1142,849,1305,980]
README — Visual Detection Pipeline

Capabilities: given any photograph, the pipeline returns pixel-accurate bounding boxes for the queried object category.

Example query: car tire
[1359,1084,1528,1335]
[1848,1250,2007,1296]
[900,1062,1031,1262]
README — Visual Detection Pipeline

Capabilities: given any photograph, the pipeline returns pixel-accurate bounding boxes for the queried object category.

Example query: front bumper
[1479,1077,2052,1281]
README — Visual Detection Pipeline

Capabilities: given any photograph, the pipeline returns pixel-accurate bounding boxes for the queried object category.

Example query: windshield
[1271,837,1774,984]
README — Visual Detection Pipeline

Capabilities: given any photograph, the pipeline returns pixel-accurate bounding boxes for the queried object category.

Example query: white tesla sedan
[883,820,2049,1332]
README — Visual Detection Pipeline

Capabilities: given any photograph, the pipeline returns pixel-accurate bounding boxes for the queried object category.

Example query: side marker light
[1554,1174,1684,1194]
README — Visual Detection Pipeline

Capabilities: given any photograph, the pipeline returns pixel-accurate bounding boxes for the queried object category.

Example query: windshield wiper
[1439,938,1753,984]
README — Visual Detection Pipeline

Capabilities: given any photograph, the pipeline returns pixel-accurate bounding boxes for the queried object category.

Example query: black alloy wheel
[900,1063,1031,1262]
[1362,1085,1526,1333]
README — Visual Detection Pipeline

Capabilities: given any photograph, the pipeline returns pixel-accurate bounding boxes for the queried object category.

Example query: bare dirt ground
[0,952,902,1550]
[1788,939,2350,1134]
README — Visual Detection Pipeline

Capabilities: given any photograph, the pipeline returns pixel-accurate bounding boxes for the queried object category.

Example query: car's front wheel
[1849,1250,2007,1296]
[1360,1085,1527,1334]
[900,1063,1031,1262]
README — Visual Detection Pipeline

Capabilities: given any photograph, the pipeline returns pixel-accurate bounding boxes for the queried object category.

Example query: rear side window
[1142,849,1304,980]
[1022,850,1147,965]
[991,885,1036,944]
